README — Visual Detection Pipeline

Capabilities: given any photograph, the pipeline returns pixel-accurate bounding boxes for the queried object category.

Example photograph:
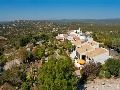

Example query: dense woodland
[0,20,120,89]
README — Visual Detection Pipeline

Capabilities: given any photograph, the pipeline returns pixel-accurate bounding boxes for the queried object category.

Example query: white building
[56,34,68,41]
[86,48,109,64]
[56,28,110,69]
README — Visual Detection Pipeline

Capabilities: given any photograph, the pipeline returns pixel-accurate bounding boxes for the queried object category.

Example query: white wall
[70,50,76,59]
[91,43,99,48]
[87,37,93,42]
[92,51,109,64]
[67,36,74,41]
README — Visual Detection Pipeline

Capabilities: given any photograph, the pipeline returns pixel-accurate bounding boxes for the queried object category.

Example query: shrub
[98,70,104,79]
[105,71,111,79]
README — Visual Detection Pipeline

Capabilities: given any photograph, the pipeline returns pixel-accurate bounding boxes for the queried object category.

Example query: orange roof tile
[63,34,68,37]
[73,36,80,40]
[70,34,76,38]
[71,40,81,46]
[88,41,98,46]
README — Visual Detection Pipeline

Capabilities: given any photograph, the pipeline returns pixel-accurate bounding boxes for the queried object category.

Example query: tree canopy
[105,58,120,76]
[38,57,77,90]
[81,61,100,80]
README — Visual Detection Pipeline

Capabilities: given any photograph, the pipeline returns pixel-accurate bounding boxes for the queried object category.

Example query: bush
[118,69,120,78]
[81,61,100,80]
[98,70,104,79]
[105,71,111,79]
[105,58,120,76]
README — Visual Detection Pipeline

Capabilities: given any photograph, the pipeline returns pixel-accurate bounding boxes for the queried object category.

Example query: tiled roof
[73,36,80,40]
[86,48,108,58]
[63,34,68,37]
[88,41,98,46]
[76,43,94,54]
[70,34,76,38]
[71,40,81,46]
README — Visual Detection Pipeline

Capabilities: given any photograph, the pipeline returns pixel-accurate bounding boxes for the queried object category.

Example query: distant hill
[49,19,120,24]
[1,19,120,24]
[0,21,9,24]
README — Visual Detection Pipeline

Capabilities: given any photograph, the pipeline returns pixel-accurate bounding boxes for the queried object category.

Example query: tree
[38,57,77,90]
[81,61,100,80]
[19,35,31,47]
[31,47,37,59]
[27,53,34,62]
[0,55,7,67]
[19,72,26,82]
[105,58,120,76]
[36,47,45,60]
[41,57,45,65]
[18,47,28,62]
[21,82,30,90]
[40,33,48,41]
[98,70,104,79]
[2,66,22,86]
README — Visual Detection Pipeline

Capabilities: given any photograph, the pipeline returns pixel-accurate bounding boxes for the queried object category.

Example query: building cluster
[56,28,111,69]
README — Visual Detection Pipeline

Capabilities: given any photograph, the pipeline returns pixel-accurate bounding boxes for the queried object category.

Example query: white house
[56,28,110,69]
[56,34,68,41]
[87,41,99,48]
[86,48,109,64]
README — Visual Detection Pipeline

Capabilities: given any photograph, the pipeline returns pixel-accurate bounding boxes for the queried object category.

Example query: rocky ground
[86,78,120,90]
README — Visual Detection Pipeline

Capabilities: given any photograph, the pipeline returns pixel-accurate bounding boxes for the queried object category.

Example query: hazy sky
[0,0,120,21]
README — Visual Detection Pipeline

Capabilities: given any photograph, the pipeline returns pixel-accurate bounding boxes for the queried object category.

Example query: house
[71,40,81,47]
[56,34,68,41]
[67,36,74,41]
[56,36,63,41]
[86,48,109,64]
[76,43,94,60]
[88,41,99,48]
[70,40,81,58]
[56,28,110,69]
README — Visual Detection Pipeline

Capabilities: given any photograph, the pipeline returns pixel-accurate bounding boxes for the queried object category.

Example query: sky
[0,0,120,21]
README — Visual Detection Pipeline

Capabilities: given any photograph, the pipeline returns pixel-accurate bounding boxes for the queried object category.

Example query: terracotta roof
[71,40,81,46]
[63,34,68,37]
[76,43,94,54]
[88,41,98,46]
[70,34,76,38]
[86,48,108,58]
[73,36,80,40]
[56,36,63,40]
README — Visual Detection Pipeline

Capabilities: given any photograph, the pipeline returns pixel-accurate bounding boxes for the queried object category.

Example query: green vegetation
[38,57,77,90]
[80,58,120,84]
[105,71,111,79]
[81,62,100,81]
[1,20,120,89]
[105,58,120,77]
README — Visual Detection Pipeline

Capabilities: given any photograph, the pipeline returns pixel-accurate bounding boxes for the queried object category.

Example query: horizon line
[1,18,120,22]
